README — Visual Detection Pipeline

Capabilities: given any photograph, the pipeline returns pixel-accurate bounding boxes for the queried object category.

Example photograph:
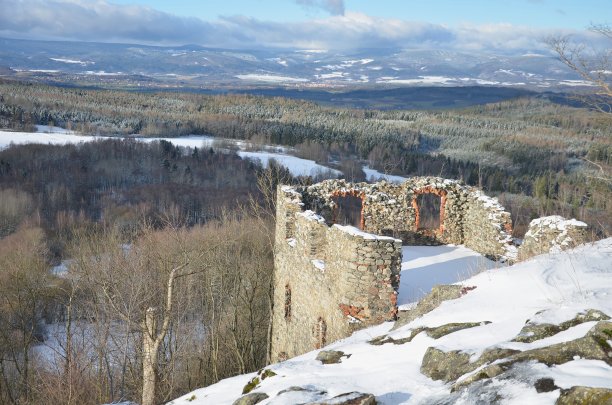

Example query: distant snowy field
[0,128,340,178]
[170,238,612,405]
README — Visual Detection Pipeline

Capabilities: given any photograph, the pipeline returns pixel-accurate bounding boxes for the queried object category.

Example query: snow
[0,129,105,146]
[299,210,326,224]
[171,238,612,405]
[362,165,407,183]
[398,245,498,306]
[376,76,456,85]
[237,151,341,178]
[83,70,123,76]
[35,124,76,134]
[50,57,93,66]
[559,80,596,87]
[333,224,401,242]
[236,74,309,83]
[0,130,340,179]
[312,259,326,272]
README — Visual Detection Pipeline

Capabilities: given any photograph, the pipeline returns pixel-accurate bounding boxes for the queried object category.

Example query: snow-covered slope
[170,239,612,405]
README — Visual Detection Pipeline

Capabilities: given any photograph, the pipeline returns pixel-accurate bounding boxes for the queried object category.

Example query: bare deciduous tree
[546,23,611,113]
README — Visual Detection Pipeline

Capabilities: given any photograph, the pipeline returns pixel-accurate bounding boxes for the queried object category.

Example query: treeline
[0,138,294,404]
[0,79,610,234]
[0,215,275,405]
[0,139,271,254]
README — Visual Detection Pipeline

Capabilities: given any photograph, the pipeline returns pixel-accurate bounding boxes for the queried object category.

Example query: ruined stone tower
[270,177,587,361]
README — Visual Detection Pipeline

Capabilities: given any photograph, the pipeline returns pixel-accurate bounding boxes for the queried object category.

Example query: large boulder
[556,386,612,405]
[232,392,269,405]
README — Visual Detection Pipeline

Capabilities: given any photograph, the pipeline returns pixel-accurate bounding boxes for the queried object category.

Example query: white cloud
[0,0,602,53]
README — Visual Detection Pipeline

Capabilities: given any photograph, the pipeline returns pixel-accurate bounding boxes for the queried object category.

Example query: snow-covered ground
[398,245,499,307]
[170,238,612,405]
[0,129,339,179]
[362,165,407,183]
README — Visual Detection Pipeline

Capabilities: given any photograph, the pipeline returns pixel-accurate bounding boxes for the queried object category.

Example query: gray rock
[426,321,491,339]
[316,350,350,364]
[452,321,612,390]
[513,309,610,343]
[309,392,376,405]
[556,386,612,405]
[232,392,269,405]
[421,346,519,383]
[371,321,489,346]
[534,378,559,393]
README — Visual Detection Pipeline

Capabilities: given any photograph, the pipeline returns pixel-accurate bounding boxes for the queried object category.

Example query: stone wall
[271,177,519,361]
[296,178,516,260]
[271,178,593,362]
[518,216,589,261]
[271,186,402,361]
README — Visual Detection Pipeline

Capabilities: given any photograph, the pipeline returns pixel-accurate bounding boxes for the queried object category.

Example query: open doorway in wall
[416,193,442,231]
[332,193,364,229]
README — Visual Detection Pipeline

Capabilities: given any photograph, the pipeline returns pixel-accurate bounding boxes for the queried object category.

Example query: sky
[0,0,609,52]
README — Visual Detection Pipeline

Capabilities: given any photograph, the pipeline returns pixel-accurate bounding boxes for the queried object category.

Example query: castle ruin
[270,177,588,361]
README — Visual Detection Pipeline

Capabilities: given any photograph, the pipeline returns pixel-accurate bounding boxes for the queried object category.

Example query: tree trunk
[142,308,158,405]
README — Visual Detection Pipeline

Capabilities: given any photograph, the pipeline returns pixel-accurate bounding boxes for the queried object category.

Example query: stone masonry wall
[271,178,592,362]
[271,186,402,362]
[518,215,589,261]
[271,177,519,361]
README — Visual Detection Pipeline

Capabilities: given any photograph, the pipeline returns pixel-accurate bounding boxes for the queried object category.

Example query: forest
[0,78,610,404]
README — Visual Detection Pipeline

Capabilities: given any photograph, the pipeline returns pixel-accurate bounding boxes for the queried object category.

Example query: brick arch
[411,186,448,235]
[331,189,366,229]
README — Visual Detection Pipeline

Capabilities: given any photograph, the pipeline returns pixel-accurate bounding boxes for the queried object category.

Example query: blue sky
[112,0,610,29]
[0,0,609,51]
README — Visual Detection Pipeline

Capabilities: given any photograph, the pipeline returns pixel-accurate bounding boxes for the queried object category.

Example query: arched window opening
[332,192,364,229]
[314,317,327,349]
[416,193,442,230]
[284,284,292,321]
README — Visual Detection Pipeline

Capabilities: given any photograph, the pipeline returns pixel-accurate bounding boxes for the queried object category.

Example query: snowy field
[170,238,612,405]
[362,165,407,183]
[0,128,339,179]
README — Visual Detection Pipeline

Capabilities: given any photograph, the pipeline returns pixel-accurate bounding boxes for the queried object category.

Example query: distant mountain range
[0,37,589,91]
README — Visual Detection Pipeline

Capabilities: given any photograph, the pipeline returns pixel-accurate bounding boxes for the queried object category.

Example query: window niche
[332,191,365,229]
[284,284,292,321]
[313,317,327,349]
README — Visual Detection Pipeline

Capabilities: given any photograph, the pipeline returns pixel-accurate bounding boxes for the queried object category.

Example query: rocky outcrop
[556,386,612,405]
[232,392,269,405]
[450,321,612,390]
[371,321,489,346]
[518,215,588,260]
[421,346,519,383]
[513,309,610,343]
[311,392,377,405]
